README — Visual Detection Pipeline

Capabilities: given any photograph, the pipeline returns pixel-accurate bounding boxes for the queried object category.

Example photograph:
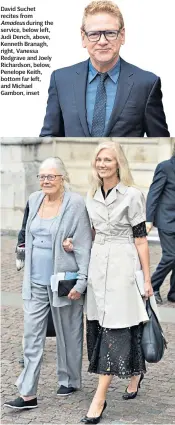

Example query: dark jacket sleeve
[146,163,167,222]
[17,201,29,246]
[40,71,65,137]
[144,77,170,137]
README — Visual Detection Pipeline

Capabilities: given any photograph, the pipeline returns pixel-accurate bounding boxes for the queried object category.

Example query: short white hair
[39,157,70,189]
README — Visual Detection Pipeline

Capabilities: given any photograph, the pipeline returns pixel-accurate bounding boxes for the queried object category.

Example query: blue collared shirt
[86,58,121,133]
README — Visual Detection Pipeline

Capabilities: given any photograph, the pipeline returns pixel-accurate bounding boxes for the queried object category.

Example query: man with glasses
[40,0,169,138]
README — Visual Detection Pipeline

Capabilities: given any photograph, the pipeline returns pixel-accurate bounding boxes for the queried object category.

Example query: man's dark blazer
[40,57,169,137]
[146,156,175,232]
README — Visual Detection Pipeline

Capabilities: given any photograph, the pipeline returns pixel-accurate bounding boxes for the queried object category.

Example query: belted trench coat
[86,183,149,329]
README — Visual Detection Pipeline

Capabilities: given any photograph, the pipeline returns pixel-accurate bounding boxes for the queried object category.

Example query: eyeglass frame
[83,29,122,42]
[37,174,62,181]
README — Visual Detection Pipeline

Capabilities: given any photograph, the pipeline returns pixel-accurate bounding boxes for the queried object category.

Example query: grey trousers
[16,282,83,396]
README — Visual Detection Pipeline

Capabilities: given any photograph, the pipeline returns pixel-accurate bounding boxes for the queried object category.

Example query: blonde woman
[81,141,153,423]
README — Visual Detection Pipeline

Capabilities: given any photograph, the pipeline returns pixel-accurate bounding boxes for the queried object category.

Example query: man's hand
[146,222,153,234]
[68,288,81,300]
[63,238,73,252]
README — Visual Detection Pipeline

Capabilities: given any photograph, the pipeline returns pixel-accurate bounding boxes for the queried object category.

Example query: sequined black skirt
[87,320,146,378]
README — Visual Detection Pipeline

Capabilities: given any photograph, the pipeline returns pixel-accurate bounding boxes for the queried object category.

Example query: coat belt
[94,234,134,244]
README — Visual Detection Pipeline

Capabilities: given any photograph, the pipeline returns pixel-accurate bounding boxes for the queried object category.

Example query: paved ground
[1,236,175,425]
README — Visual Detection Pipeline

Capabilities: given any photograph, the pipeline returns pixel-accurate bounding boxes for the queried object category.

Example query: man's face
[81,13,125,70]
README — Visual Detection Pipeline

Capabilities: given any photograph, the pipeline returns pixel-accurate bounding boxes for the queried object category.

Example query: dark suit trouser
[151,230,175,295]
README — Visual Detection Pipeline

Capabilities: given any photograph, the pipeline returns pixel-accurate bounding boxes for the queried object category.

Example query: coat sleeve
[144,77,170,137]
[72,206,92,294]
[39,71,65,137]
[17,201,29,246]
[146,163,167,223]
[128,190,146,227]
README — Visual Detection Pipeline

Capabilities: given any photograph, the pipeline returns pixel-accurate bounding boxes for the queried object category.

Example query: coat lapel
[73,60,90,136]
[104,58,134,136]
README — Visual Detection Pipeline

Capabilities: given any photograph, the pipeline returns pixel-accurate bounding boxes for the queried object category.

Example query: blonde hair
[39,157,71,190]
[89,141,134,196]
[82,0,124,30]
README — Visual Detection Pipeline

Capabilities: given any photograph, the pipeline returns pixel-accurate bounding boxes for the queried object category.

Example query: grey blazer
[146,156,175,232]
[22,190,92,300]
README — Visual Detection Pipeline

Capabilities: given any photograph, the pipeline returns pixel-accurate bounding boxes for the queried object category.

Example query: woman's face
[38,167,63,195]
[95,148,118,180]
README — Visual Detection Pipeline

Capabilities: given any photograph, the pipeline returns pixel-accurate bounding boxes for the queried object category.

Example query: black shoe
[154,291,163,304]
[80,401,107,424]
[167,293,175,303]
[57,385,77,396]
[4,396,38,410]
[19,358,24,367]
[122,373,144,400]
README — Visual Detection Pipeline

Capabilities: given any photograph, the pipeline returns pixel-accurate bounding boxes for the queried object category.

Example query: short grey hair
[39,157,71,189]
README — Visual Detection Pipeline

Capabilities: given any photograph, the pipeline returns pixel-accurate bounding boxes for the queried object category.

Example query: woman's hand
[68,288,81,300]
[63,238,73,252]
[146,222,153,234]
[144,280,153,299]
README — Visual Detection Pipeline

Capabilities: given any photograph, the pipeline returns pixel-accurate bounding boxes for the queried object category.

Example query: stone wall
[1,137,174,231]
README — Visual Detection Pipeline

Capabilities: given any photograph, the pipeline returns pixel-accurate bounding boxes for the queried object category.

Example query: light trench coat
[86,182,149,329]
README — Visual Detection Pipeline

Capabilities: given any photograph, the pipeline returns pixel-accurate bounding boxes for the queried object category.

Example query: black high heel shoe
[122,373,144,400]
[80,400,107,424]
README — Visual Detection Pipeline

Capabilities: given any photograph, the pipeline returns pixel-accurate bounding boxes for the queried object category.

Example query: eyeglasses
[37,174,62,181]
[84,30,121,42]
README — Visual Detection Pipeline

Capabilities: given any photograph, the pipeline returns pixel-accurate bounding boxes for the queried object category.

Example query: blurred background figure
[146,147,175,304]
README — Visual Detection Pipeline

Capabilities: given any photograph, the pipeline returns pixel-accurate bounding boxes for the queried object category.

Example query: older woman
[4,157,92,410]
[81,141,153,424]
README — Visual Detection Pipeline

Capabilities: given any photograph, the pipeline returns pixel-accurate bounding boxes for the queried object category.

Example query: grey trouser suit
[16,283,83,396]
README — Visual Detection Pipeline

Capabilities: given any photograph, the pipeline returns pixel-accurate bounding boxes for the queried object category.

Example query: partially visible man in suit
[146,148,175,304]
[40,0,169,138]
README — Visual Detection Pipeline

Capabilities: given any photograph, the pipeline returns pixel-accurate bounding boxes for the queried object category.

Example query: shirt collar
[88,57,121,84]
[101,181,128,197]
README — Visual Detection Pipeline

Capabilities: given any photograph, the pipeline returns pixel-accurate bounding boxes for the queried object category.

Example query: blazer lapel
[104,58,134,136]
[73,60,90,136]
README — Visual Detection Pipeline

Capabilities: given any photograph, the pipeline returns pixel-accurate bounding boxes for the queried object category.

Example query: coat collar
[170,155,175,171]
[93,182,128,205]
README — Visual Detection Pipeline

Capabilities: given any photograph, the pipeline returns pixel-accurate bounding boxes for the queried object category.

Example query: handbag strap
[146,299,168,348]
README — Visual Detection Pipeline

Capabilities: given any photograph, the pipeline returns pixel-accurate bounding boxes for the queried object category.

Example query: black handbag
[58,279,77,297]
[141,298,167,363]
